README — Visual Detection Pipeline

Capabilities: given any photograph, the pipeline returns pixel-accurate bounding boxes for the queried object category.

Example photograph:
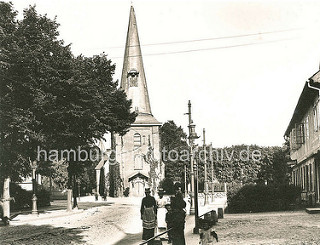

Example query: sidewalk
[184,214,201,244]
[9,197,115,224]
[184,204,217,244]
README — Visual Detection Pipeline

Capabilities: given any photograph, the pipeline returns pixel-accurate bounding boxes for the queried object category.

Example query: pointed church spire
[121,6,154,118]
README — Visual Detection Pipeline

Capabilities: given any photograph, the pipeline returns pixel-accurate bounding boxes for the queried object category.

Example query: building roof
[120,6,153,115]
[133,112,161,125]
[128,172,149,182]
[310,69,320,84]
[284,70,320,136]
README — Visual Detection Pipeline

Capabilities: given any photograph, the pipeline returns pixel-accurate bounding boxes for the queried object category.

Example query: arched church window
[127,69,139,87]
[134,133,141,149]
[134,154,143,170]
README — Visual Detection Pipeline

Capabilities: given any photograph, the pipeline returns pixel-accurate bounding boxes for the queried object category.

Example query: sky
[8,0,320,148]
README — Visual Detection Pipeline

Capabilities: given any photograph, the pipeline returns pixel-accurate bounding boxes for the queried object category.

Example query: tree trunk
[3,178,10,218]
[73,175,78,209]
[109,132,115,197]
[67,189,72,211]
[67,162,73,211]
[111,131,115,149]
[99,167,105,198]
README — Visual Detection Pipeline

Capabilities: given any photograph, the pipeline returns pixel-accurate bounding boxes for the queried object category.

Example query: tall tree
[0,3,136,215]
[258,144,290,185]
[0,1,22,219]
[159,121,189,184]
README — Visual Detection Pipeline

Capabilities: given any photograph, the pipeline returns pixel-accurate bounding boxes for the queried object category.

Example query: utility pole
[210,142,215,198]
[186,100,200,234]
[203,128,208,206]
[186,101,193,209]
[187,100,195,214]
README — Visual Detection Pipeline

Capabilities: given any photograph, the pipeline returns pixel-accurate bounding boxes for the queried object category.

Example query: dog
[199,229,218,244]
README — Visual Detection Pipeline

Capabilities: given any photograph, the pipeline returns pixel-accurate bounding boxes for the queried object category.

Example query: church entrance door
[130,177,146,197]
[128,173,149,197]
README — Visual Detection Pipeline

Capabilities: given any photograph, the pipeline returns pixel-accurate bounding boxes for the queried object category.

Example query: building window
[134,154,143,170]
[290,123,304,150]
[304,166,307,191]
[298,123,305,144]
[127,69,139,87]
[307,165,309,191]
[314,105,319,132]
[143,135,146,145]
[305,117,309,141]
[300,168,302,188]
[134,133,141,149]
[290,129,296,150]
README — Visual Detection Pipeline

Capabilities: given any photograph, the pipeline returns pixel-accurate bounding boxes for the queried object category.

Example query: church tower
[115,6,163,197]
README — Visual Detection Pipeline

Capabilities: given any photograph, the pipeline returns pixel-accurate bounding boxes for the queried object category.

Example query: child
[165,204,173,244]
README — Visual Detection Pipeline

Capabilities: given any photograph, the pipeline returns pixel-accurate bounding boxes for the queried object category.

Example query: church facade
[114,6,164,197]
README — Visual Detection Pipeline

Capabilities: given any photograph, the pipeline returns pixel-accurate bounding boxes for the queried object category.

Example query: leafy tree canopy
[0,3,136,187]
[159,120,189,180]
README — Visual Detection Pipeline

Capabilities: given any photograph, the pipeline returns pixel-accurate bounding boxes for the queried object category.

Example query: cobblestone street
[1,198,320,245]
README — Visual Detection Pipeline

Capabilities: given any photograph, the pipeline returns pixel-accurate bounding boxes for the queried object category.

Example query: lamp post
[186,100,200,234]
[30,160,38,215]
[203,128,208,206]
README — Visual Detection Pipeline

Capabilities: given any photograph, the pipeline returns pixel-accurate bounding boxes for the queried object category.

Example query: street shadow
[0,224,86,244]
[77,202,112,210]
[113,232,142,245]
[10,201,113,217]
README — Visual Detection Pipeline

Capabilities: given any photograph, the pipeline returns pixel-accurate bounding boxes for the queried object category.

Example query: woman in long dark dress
[170,187,186,245]
[140,188,157,242]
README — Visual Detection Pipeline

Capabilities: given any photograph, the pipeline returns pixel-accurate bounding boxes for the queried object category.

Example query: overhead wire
[110,36,299,59]
[0,28,301,83]
[101,28,301,49]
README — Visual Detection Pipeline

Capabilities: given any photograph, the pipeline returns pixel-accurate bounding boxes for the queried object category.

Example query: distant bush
[36,188,51,207]
[8,183,51,211]
[227,184,301,213]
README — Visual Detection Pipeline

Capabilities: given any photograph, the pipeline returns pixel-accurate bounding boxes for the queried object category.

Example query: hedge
[227,183,301,213]
[8,183,51,211]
